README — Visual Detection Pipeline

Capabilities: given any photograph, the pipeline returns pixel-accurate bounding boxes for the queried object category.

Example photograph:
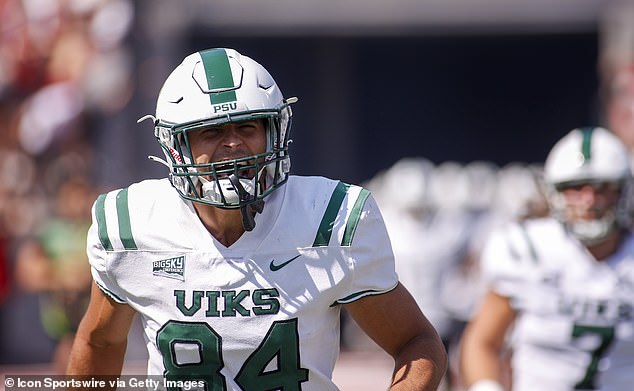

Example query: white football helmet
[140,48,297,216]
[543,126,633,243]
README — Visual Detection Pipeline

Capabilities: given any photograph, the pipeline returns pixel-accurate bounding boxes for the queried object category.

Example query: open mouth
[212,160,255,179]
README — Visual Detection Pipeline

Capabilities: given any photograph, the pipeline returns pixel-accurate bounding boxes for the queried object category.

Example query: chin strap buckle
[228,174,264,231]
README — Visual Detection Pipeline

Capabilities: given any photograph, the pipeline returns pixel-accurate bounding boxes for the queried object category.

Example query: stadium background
[114,1,605,188]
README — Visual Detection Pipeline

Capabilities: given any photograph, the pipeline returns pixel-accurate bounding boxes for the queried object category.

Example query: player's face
[558,181,620,222]
[188,119,267,179]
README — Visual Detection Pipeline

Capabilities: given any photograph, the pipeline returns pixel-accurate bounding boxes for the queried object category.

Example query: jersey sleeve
[334,192,399,304]
[86,194,128,304]
[479,221,536,300]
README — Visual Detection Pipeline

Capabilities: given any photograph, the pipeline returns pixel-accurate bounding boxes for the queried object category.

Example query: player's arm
[67,281,136,378]
[459,290,516,391]
[344,282,448,391]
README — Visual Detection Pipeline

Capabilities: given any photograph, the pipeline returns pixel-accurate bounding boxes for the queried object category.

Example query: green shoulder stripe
[94,189,137,252]
[95,194,113,251]
[313,181,350,247]
[518,222,539,263]
[115,188,137,250]
[341,188,371,246]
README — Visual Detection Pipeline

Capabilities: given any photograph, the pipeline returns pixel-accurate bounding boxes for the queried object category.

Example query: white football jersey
[481,218,634,391]
[88,176,398,391]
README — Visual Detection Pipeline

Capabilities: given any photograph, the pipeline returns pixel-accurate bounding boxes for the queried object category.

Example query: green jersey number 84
[157,318,309,391]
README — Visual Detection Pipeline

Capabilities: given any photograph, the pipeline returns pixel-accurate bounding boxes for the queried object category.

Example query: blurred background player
[460,126,634,391]
[360,157,545,391]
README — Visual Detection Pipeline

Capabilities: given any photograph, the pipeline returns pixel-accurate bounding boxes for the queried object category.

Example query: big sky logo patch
[153,256,185,281]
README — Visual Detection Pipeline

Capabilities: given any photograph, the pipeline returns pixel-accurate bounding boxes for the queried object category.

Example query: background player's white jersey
[87,176,398,391]
[481,218,634,391]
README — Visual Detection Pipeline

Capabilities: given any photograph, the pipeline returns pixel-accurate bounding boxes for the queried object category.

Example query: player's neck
[193,203,246,247]
[585,230,624,261]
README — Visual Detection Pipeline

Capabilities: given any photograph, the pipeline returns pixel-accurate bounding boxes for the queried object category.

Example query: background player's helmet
[143,48,296,209]
[543,127,633,243]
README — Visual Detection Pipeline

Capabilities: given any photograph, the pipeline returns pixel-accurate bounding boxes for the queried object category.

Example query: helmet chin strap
[228,174,264,231]
[567,213,618,245]
[147,139,267,232]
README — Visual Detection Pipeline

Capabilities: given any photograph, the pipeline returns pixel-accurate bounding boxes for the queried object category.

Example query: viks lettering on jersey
[557,297,633,322]
[175,288,280,317]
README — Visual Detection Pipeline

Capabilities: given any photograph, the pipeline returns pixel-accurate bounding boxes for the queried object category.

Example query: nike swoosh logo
[269,254,301,271]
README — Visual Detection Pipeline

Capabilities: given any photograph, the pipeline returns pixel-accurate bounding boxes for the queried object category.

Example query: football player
[459,126,634,391]
[66,48,447,390]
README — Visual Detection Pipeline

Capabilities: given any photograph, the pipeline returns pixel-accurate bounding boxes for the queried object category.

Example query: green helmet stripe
[199,48,237,105]
[95,193,113,251]
[342,188,371,246]
[581,127,593,161]
[115,188,137,250]
[313,181,350,247]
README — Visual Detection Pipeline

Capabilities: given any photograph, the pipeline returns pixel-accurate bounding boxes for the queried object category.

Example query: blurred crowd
[0,0,134,371]
[368,157,548,337]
